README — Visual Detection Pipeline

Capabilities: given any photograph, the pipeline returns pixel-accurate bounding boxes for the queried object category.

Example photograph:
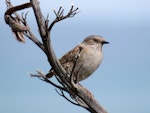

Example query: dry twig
[4,1,107,113]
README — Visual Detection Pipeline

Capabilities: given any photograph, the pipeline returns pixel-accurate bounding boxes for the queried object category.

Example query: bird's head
[82,35,109,49]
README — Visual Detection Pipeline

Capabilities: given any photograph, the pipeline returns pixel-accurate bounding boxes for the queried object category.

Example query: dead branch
[55,89,81,107]
[4,0,45,50]
[48,5,79,32]
[4,0,108,113]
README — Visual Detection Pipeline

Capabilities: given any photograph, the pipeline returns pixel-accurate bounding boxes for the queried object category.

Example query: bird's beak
[103,41,109,44]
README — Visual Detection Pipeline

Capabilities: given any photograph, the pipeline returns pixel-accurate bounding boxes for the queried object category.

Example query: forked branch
[4,0,107,113]
[48,5,79,32]
[4,0,45,51]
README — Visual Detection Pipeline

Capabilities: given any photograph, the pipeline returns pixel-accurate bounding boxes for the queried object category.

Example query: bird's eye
[93,39,99,43]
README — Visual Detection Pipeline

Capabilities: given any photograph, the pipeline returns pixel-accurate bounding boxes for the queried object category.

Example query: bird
[46,35,109,83]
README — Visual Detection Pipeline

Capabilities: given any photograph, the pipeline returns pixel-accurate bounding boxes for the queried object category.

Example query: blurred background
[0,0,150,113]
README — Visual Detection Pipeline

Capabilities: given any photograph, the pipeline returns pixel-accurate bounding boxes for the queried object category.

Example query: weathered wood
[4,0,108,113]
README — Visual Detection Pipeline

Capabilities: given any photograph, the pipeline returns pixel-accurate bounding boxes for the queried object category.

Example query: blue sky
[0,0,150,113]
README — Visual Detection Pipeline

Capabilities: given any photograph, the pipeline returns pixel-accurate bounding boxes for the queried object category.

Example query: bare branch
[4,0,45,51]
[30,70,67,91]
[44,14,49,30]
[48,5,79,32]
[5,1,32,24]
[4,1,108,113]
[55,89,81,106]
[25,31,45,51]
[21,11,29,25]
[30,0,46,38]
[4,1,31,43]
[54,75,67,88]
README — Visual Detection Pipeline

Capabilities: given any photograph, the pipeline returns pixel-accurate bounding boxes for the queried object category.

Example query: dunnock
[46,35,109,82]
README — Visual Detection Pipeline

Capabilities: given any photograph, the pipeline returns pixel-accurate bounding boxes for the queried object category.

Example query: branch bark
[4,0,108,113]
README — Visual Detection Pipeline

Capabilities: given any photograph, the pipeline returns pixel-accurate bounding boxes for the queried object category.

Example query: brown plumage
[46,35,109,82]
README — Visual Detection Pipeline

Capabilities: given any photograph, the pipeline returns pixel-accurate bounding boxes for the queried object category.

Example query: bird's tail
[45,70,55,78]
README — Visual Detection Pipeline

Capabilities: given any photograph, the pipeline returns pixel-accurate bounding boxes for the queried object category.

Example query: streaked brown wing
[46,44,83,78]
[59,44,83,64]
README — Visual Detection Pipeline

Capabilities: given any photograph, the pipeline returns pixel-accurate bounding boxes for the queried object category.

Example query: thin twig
[4,1,108,113]
[30,70,66,91]
[24,30,45,52]
[55,89,81,106]
[55,75,67,88]
[48,5,79,32]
